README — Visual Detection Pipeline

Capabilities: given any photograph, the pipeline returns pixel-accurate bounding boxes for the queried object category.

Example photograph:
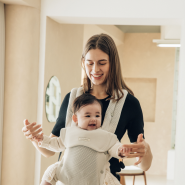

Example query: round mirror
[45,76,61,122]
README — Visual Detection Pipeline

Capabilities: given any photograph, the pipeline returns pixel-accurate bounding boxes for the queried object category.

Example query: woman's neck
[90,84,109,99]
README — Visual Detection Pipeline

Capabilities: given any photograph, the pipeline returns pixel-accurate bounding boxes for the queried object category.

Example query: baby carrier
[56,87,128,185]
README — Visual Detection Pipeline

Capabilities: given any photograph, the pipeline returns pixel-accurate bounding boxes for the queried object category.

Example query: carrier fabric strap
[102,90,128,133]
[65,87,128,134]
[65,88,83,127]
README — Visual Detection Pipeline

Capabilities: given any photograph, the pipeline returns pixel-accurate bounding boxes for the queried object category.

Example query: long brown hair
[81,33,134,101]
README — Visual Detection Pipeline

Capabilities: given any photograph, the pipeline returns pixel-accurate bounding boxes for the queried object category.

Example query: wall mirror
[45,76,61,122]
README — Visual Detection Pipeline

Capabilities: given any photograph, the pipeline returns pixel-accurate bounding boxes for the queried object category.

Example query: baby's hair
[73,93,102,114]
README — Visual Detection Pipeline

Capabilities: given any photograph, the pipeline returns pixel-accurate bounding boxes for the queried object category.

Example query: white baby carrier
[56,87,128,185]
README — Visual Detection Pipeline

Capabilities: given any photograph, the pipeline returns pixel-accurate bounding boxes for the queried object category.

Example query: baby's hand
[118,145,131,158]
[33,133,44,142]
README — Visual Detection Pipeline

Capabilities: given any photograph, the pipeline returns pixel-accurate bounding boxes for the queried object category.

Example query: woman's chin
[91,80,106,86]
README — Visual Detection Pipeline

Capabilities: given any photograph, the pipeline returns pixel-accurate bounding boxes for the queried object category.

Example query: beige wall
[23,0,40,8]
[2,4,40,185]
[83,24,124,47]
[119,33,175,175]
[40,18,84,179]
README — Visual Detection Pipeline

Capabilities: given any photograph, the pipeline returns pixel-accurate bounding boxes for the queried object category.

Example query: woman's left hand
[122,133,148,165]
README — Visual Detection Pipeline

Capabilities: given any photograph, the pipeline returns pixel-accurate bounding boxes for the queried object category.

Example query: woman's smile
[91,74,103,80]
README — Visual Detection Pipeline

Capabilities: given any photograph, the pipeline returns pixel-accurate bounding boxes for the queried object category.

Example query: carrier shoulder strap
[65,87,83,127]
[102,89,128,133]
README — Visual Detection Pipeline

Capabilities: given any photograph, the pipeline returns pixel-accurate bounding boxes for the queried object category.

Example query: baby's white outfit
[39,126,123,185]
[40,87,128,185]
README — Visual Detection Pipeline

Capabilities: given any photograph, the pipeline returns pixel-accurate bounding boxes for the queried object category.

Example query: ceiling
[116,25,160,33]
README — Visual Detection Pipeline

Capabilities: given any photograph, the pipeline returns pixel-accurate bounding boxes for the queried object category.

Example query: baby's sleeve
[108,141,123,159]
[38,128,66,152]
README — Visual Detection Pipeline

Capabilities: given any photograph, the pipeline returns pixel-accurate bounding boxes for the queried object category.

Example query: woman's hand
[118,145,131,158]
[33,133,44,143]
[122,134,148,165]
[22,119,42,142]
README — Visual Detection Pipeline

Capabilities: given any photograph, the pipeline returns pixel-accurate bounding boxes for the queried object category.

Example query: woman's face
[84,49,110,86]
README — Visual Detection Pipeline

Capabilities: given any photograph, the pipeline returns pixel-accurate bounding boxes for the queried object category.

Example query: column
[0,2,5,184]
[174,18,185,185]
[2,5,40,185]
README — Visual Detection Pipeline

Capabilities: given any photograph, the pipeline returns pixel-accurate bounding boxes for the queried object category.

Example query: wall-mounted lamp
[153,39,181,47]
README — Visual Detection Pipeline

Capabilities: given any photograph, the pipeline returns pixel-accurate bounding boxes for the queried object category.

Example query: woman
[22,33,152,180]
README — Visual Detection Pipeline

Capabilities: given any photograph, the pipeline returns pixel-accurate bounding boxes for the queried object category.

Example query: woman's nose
[92,63,99,73]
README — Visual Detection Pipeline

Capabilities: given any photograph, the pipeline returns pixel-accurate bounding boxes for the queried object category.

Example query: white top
[39,126,123,185]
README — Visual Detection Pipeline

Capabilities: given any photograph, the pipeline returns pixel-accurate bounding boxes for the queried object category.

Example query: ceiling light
[153,39,181,47]
[157,44,181,47]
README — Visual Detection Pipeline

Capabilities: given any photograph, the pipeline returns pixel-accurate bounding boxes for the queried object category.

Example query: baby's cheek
[98,120,101,127]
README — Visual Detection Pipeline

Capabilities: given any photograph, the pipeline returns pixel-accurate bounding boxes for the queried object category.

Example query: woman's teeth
[92,74,102,77]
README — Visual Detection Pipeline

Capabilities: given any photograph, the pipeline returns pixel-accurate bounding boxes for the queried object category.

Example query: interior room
[0,1,185,185]
[39,21,178,185]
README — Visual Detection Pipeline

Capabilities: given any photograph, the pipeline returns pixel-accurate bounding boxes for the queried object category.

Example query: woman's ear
[72,114,78,124]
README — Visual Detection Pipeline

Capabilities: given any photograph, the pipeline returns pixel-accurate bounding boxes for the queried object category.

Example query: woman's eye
[88,62,93,65]
[100,63,106,65]
[85,115,90,117]
[96,115,100,117]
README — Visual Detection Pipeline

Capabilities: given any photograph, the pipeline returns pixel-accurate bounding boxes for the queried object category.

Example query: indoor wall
[40,17,84,179]
[119,33,175,175]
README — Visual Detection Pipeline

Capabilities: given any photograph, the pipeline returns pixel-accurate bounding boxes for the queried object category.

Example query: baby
[34,93,128,185]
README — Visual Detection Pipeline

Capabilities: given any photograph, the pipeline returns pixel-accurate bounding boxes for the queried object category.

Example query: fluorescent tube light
[153,39,181,47]
[157,44,181,47]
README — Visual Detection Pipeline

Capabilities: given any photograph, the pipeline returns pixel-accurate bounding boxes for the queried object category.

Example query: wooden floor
[123,175,174,185]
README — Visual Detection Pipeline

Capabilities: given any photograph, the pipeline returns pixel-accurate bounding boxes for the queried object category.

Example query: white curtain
[0,2,5,184]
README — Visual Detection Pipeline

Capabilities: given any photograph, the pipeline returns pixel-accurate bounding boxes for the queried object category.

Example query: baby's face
[76,102,101,130]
